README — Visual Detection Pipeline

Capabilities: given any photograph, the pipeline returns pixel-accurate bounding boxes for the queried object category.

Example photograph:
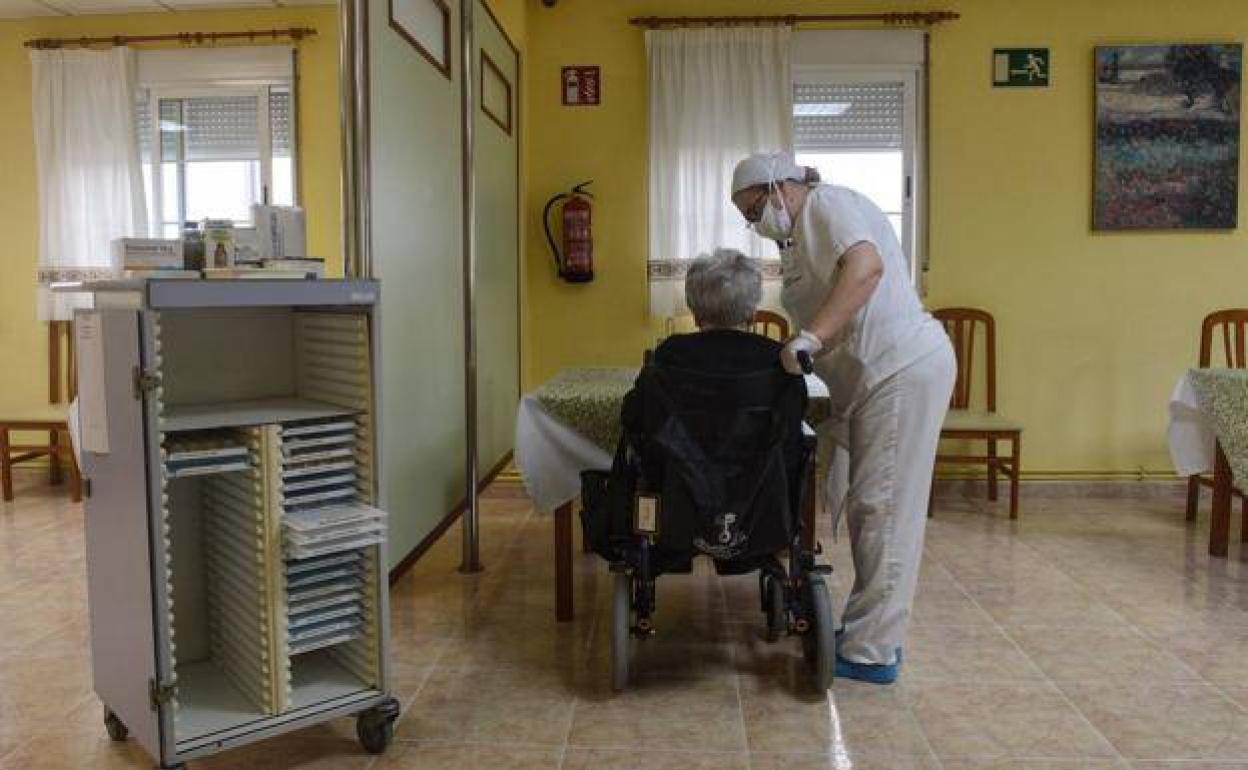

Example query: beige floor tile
[941,761,1128,770]
[568,673,744,751]
[739,678,930,756]
[395,667,576,745]
[749,751,941,769]
[910,594,997,627]
[1005,625,1202,682]
[906,682,1117,760]
[1219,687,1248,709]
[0,731,153,770]
[904,625,1045,682]
[1059,681,1248,760]
[562,748,749,770]
[371,742,562,770]
[1138,758,1248,763]
[963,583,1130,627]
[1141,625,1248,685]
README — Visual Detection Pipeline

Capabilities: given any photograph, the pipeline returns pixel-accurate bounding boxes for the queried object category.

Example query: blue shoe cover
[834,629,904,668]
[835,655,899,684]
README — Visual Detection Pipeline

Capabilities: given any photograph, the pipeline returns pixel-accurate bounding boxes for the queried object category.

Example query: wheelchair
[581,355,835,692]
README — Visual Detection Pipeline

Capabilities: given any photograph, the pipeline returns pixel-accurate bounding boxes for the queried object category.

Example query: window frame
[140,81,298,237]
[792,66,923,286]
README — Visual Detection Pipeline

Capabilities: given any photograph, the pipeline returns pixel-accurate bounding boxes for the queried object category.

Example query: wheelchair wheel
[762,575,786,642]
[801,574,835,691]
[611,571,631,692]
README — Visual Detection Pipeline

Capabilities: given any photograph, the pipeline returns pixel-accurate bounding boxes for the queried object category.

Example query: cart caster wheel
[103,707,128,741]
[762,575,786,642]
[800,574,836,691]
[356,699,400,754]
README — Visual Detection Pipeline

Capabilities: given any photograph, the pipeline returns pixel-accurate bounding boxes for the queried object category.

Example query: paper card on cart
[76,312,110,454]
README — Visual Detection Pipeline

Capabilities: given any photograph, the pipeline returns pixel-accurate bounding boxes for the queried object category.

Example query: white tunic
[781,184,947,406]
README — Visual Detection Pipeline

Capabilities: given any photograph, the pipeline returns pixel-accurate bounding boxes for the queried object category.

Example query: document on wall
[76,312,110,454]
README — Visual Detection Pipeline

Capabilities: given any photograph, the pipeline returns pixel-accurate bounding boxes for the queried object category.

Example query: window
[794,82,907,241]
[138,86,295,238]
[792,30,926,284]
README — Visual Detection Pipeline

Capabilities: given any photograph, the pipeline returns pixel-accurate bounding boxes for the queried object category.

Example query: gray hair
[684,249,762,328]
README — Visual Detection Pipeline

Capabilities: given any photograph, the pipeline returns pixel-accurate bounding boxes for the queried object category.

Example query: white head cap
[732,152,805,195]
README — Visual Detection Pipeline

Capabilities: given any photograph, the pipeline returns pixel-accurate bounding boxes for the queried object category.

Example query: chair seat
[942,408,1021,433]
[1,403,69,426]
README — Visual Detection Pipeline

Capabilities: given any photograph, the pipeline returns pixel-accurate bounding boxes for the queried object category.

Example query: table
[516,366,829,621]
[1168,369,1248,556]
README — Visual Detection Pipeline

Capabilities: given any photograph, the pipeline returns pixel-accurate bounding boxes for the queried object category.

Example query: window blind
[180,95,261,162]
[136,88,153,163]
[793,82,904,152]
[270,89,292,158]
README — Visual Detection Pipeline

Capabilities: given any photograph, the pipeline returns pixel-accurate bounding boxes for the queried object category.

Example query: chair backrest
[48,320,76,404]
[1199,309,1248,368]
[933,307,996,412]
[665,310,791,342]
[751,309,790,341]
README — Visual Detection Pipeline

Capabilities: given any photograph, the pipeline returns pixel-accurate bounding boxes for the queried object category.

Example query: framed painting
[1094,44,1241,230]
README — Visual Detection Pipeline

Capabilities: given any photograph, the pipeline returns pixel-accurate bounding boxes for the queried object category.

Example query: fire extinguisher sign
[561,66,600,106]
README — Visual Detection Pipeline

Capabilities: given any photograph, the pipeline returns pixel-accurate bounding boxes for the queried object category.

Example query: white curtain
[646,26,793,319]
[31,48,147,321]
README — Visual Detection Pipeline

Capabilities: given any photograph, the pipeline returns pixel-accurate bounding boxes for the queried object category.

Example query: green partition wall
[363,0,520,569]
[473,1,520,481]
[367,0,467,568]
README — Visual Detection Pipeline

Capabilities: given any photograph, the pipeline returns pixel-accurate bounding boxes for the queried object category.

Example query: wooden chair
[751,309,790,341]
[930,308,1022,518]
[1185,309,1248,522]
[664,309,791,340]
[1,321,81,502]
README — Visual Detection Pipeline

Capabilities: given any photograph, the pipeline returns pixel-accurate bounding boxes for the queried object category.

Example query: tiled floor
[2,471,1248,770]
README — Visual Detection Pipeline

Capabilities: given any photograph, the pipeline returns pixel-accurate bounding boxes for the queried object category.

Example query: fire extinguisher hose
[542,193,570,276]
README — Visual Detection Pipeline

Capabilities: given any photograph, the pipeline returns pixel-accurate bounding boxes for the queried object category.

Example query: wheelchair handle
[797,350,814,375]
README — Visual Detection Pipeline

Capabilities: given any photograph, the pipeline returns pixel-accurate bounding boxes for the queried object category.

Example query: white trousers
[827,343,956,666]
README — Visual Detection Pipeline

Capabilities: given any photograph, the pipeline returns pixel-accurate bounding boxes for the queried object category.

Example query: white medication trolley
[74,279,400,769]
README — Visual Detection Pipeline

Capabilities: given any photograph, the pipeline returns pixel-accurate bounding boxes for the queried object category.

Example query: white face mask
[753,187,793,241]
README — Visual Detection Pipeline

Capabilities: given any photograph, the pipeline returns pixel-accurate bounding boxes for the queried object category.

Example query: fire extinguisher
[543,180,594,283]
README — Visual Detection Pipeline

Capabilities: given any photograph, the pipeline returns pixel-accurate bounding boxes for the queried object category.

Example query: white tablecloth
[1168,371,1216,477]
[515,373,829,512]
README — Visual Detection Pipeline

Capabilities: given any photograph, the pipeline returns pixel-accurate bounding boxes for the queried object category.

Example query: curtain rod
[24,27,316,50]
[629,11,959,29]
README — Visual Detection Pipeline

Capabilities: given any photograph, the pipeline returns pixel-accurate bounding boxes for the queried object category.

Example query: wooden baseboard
[387,452,513,585]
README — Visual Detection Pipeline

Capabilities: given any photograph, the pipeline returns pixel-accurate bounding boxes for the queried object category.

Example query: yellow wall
[522,0,1248,477]
[0,6,340,416]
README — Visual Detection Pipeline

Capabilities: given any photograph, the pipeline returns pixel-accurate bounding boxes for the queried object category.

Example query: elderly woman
[655,248,775,368]
[621,248,782,438]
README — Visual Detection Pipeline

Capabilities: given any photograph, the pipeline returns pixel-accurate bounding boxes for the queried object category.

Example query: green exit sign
[993,48,1050,87]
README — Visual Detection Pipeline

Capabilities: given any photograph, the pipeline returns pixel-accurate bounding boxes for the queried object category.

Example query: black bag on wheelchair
[581,361,808,573]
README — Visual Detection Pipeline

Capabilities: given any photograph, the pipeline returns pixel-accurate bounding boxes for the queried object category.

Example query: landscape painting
[1094,44,1242,230]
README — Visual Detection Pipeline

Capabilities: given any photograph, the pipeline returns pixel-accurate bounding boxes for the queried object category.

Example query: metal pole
[354,0,372,278]
[337,0,357,277]
[459,0,482,573]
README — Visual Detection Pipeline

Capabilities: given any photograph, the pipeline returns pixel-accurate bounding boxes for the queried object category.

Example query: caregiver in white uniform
[731,152,955,685]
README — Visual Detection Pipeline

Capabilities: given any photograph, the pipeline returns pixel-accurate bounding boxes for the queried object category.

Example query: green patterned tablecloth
[1188,368,1248,490]
[532,367,639,454]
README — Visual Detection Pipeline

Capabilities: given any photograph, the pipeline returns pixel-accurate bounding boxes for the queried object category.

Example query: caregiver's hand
[781,330,822,375]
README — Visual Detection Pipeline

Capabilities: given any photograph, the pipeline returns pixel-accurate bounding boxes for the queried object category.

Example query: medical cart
[75,279,399,769]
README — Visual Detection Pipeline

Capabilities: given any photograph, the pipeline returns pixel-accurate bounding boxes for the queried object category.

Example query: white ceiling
[0,0,333,19]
